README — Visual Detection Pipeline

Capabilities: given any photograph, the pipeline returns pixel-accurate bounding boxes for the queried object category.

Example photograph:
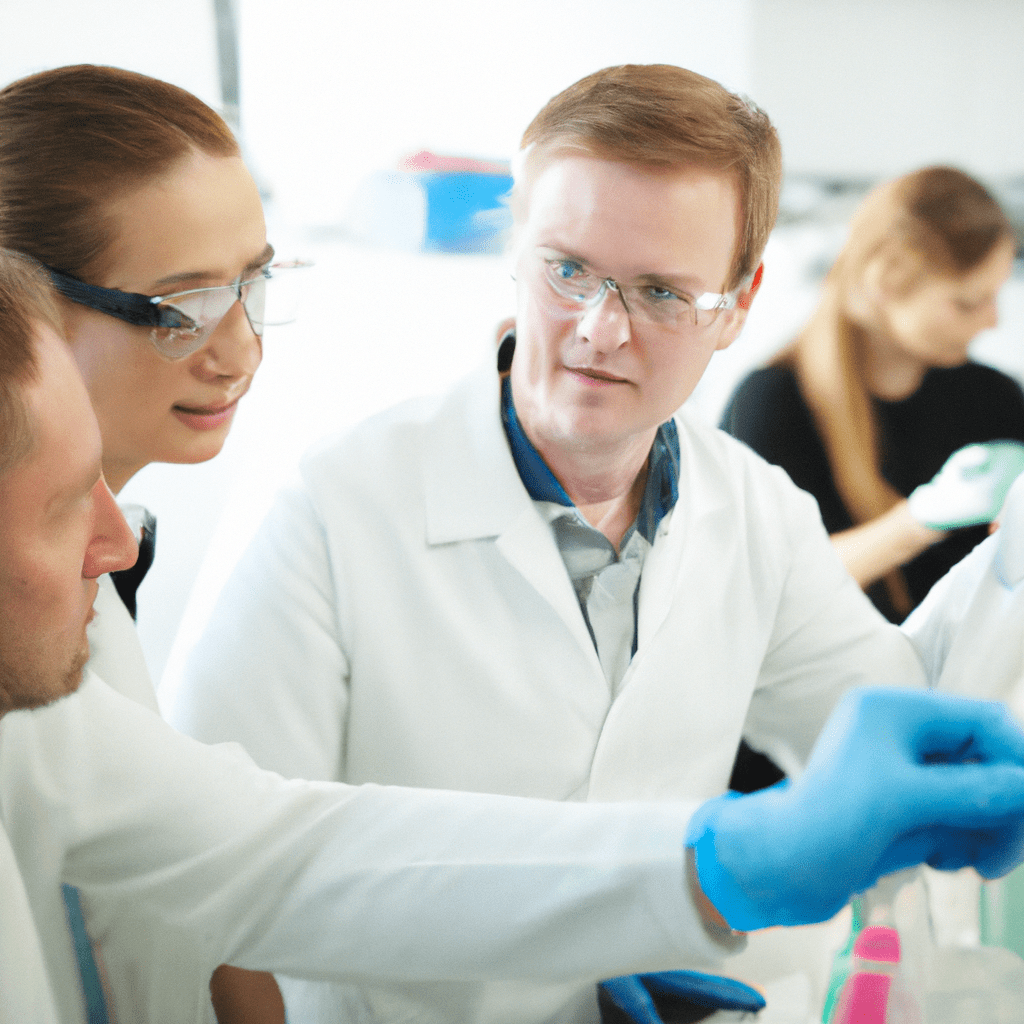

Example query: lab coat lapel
[588,411,742,800]
[421,361,602,668]
[634,408,733,648]
[494,510,600,669]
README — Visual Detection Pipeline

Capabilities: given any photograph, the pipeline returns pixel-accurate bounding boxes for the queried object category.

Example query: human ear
[714,263,764,351]
[737,263,764,311]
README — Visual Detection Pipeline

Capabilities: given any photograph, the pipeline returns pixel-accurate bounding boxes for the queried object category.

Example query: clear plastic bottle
[832,925,922,1024]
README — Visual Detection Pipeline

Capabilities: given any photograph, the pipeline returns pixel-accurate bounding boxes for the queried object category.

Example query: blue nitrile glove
[908,441,1024,531]
[598,970,765,1023]
[687,687,1024,932]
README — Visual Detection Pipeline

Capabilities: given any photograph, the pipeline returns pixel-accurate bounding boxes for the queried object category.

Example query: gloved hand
[908,441,1024,531]
[687,687,1024,932]
[598,970,765,1023]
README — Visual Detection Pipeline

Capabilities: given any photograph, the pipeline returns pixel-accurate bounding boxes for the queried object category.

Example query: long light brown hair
[780,166,1014,614]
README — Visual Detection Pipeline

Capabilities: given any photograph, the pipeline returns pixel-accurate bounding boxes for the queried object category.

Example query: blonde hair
[781,166,1014,615]
[511,64,782,291]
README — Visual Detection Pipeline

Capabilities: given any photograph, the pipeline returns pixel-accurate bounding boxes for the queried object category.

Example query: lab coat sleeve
[0,825,63,1024]
[903,530,1024,707]
[8,675,727,1024]
[738,462,927,776]
[169,481,349,781]
[901,535,992,686]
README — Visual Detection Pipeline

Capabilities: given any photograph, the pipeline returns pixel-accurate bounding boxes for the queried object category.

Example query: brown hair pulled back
[513,64,782,291]
[0,64,239,280]
[781,165,1015,616]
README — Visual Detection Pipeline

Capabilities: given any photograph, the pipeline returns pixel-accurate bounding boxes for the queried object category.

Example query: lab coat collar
[419,354,739,674]
[420,358,602,667]
[422,358,537,545]
[420,355,734,551]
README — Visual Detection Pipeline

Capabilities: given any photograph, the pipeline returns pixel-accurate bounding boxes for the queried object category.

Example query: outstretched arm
[831,501,942,588]
[834,441,1024,589]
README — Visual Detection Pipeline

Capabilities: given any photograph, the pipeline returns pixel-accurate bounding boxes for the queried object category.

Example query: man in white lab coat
[172,65,1021,1022]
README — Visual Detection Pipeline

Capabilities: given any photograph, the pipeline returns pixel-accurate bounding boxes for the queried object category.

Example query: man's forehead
[520,153,740,228]
[517,145,740,206]
[519,155,741,283]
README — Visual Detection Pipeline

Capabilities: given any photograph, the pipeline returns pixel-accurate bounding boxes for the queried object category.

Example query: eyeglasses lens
[147,261,308,360]
[149,275,267,359]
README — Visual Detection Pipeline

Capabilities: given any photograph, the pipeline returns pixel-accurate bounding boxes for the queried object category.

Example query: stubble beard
[0,634,89,717]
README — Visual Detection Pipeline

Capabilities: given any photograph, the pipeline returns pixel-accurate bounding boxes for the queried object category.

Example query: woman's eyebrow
[150,243,276,290]
[244,243,276,273]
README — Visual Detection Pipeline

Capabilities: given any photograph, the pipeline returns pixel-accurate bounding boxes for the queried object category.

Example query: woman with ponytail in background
[723,166,1024,622]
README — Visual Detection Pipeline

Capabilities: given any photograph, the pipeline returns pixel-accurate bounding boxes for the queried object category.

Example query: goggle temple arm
[44,267,187,329]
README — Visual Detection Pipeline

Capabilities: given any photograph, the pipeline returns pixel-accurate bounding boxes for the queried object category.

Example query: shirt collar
[499,366,679,544]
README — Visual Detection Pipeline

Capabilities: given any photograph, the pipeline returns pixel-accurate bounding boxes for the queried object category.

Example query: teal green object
[982,860,1024,958]
[821,899,864,1023]
[62,884,110,1024]
[909,441,1024,531]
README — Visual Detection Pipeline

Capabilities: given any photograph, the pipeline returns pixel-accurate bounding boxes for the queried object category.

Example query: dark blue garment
[110,507,156,621]
[62,884,110,1024]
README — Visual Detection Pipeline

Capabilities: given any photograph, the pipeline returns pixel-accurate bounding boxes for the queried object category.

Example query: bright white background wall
[749,0,1024,179]
[0,0,221,107]
[239,0,751,226]
[3,0,1023,691]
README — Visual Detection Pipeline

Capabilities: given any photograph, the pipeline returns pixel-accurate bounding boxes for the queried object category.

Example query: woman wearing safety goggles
[0,64,310,494]
[0,63,298,1023]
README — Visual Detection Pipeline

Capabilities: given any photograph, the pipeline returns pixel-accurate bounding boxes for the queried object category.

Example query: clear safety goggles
[45,259,313,360]
[532,248,746,331]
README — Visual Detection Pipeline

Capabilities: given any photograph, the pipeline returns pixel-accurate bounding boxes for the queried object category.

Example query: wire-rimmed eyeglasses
[533,248,746,331]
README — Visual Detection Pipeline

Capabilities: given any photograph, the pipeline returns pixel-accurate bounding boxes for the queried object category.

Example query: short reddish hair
[0,64,239,279]
[512,64,782,290]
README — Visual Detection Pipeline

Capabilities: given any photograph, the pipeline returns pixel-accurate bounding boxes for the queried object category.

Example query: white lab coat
[0,540,195,1021]
[903,511,1024,711]
[901,478,1024,948]
[86,572,160,712]
[0,821,63,1022]
[0,671,724,1024]
[173,357,926,1022]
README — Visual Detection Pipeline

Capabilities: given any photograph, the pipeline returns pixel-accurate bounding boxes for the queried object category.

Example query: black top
[721,361,1024,621]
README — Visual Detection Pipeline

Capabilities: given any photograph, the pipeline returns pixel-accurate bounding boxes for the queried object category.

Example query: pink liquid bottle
[832,926,921,1024]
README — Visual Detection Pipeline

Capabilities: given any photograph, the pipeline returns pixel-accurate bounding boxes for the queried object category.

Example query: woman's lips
[172,395,242,431]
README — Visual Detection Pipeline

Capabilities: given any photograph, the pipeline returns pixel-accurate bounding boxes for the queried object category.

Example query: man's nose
[577,281,631,351]
[83,479,138,579]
